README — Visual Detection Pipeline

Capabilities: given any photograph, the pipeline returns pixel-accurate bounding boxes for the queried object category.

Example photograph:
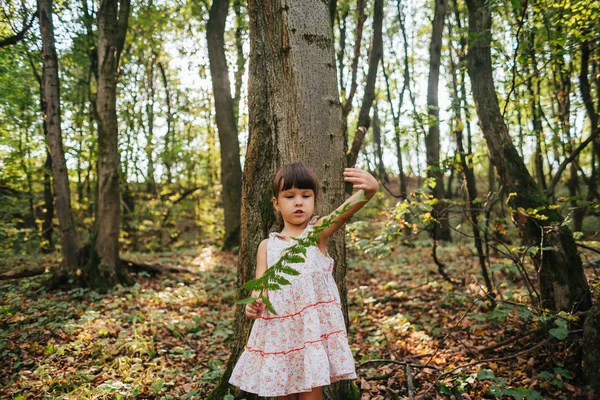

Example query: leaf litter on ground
[0,228,598,399]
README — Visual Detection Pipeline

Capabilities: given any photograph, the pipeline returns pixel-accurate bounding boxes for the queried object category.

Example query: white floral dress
[229,217,357,396]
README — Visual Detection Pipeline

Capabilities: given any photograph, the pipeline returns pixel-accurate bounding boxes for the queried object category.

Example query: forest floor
[0,234,598,399]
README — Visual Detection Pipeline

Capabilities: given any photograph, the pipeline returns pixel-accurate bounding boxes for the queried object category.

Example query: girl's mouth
[294,211,304,215]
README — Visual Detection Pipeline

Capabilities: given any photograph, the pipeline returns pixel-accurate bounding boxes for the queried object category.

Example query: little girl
[229,162,378,400]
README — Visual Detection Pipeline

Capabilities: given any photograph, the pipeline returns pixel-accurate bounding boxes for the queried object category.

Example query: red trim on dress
[258,299,340,320]
[246,329,347,356]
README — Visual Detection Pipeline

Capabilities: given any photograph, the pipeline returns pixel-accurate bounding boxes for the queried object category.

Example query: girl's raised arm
[312,167,378,241]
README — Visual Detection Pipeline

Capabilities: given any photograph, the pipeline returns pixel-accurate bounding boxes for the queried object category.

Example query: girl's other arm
[314,167,378,242]
[246,239,268,319]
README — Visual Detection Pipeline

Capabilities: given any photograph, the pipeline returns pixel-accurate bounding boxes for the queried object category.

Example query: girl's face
[273,185,315,227]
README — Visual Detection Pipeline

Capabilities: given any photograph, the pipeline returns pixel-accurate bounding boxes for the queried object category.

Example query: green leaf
[539,371,554,379]
[279,265,301,276]
[476,369,496,381]
[549,326,569,340]
[438,383,453,395]
[261,296,277,315]
[511,0,521,12]
[274,276,291,286]
[286,255,304,263]
[525,389,544,400]
[150,378,164,392]
[554,367,573,379]
[235,296,257,305]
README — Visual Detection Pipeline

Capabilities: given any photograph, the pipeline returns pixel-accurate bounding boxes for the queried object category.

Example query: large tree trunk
[207,0,243,250]
[88,0,131,289]
[209,0,356,398]
[465,0,591,312]
[38,0,80,276]
[426,0,451,241]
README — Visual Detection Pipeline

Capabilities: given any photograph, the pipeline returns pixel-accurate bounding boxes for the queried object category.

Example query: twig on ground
[358,358,442,371]
[476,326,545,353]
[406,364,415,400]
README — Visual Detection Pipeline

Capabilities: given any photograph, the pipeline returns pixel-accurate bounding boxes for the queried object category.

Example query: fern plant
[236,190,367,315]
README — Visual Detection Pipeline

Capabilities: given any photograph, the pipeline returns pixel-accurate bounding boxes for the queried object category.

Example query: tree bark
[426,0,451,241]
[465,0,591,312]
[38,0,80,275]
[583,297,600,393]
[209,0,356,398]
[157,61,173,184]
[207,0,243,251]
[42,149,54,253]
[89,0,131,289]
[145,57,156,194]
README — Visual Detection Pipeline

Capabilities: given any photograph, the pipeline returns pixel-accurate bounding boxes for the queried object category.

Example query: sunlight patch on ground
[191,246,219,272]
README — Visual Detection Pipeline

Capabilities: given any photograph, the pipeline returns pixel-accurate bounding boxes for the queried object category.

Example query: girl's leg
[278,394,300,400]
[298,386,322,400]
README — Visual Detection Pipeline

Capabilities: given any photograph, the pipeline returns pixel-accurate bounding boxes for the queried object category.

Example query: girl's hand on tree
[344,167,379,199]
[245,298,265,319]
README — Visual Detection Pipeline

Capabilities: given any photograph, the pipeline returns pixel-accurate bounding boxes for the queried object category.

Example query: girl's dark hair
[272,162,320,207]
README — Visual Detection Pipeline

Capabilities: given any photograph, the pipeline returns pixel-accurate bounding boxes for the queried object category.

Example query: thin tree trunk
[465,0,591,312]
[207,0,243,250]
[17,110,35,227]
[336,6,349,100]
[25,49,55,252]
[209,0,356,398]
[341,0,366,119]
[426,0,451,241]
[42,147,55,253]
[524,39,547,191]
[372,104,389,183]
[340,0,366,157]
[145,56,156,194]
[89,0,131,289]
[346,0,383,171]
[382,58,407,198]
[157,60,173,184]
[38,0,80,276]
[232,0,246,123]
